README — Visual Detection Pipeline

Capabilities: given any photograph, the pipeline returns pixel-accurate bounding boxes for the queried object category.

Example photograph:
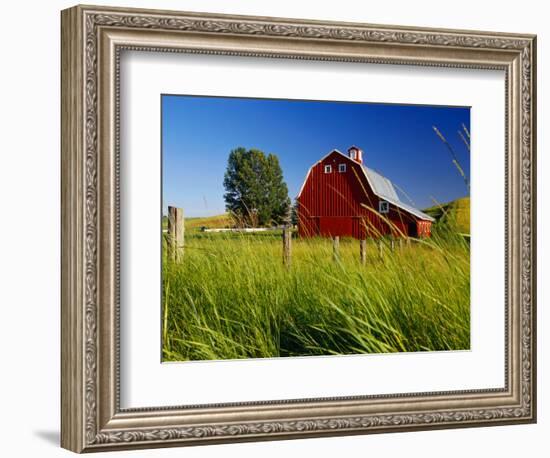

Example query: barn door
[319,217,353,237]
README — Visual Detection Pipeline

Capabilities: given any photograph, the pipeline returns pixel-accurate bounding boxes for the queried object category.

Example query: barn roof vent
[348,145,363,164]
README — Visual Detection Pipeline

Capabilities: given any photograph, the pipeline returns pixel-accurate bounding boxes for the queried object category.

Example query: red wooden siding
[297,151,431,239]
[319,217,352,237]
[416,220,432,238]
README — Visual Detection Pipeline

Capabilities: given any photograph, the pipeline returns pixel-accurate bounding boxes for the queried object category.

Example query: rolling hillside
[423,197,470,234]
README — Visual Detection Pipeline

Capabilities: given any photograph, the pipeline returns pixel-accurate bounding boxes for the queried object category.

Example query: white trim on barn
[296,167,312,198]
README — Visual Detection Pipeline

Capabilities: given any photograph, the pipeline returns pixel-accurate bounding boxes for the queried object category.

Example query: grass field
[162,212,470,361]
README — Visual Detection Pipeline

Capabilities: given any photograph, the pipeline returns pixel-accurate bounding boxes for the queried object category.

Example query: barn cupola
[348,145,363,164]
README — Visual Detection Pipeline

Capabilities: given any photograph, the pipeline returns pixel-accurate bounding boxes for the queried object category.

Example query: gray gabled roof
[297,149,435,222]
[362,165,434,222]
[363,167,399,202]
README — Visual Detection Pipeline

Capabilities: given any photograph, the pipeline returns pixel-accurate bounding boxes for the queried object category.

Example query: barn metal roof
[362,165,434,222]
[363,167,400,202]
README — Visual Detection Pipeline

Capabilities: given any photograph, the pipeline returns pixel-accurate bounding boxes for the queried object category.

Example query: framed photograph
[61,4,537,453]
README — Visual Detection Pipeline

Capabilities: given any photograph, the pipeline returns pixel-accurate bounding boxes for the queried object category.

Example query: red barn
[297,146,434,239]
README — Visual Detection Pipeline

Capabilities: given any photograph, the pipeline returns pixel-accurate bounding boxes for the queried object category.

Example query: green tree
[223,147,290,226]
[290,198,299,226]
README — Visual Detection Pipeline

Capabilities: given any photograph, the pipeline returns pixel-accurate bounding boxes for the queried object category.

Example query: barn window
[338,163,346,173]
[324,165,332,174]
[379,200,389,214]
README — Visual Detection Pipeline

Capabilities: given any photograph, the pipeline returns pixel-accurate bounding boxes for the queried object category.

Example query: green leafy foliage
[223,147,291,226]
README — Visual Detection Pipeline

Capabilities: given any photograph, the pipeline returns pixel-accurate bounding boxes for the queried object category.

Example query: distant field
[185,214,234,231]
[162,213,234,231]
[162,221,470,361]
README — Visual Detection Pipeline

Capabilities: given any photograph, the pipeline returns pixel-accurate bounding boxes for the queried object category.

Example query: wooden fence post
[360,239,367,265]
[398,238,403,250]
[378,239,383,259]
[168,206,184,262]
[390,238,395,252]
[333,236,340,261]
[282,227,292,268]
[406,237,411,248]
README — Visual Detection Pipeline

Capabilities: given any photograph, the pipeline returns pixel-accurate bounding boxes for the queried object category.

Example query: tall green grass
[162,224,470,361]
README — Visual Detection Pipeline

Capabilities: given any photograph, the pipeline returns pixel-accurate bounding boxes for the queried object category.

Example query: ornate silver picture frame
[61,4,536,453]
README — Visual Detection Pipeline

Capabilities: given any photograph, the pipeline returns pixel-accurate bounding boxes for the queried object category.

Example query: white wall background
[0,1,545,456]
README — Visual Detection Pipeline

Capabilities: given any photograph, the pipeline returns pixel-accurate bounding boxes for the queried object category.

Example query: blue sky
[162,95,470,217]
